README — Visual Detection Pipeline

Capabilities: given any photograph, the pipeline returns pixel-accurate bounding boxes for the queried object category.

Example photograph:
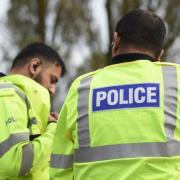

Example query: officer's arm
[49,80,78,180]
[0,90,57,177]
[50,102,74,180]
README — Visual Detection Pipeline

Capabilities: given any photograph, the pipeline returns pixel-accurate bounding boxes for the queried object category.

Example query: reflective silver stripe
[162,66,177,140]
[50,154,73,168]
[0,82,14,89]
[14,86,31,109]
[77,76,92,147]
[0,83,30,108]
[0,133,29,157]
[19,143,34,176]
[74,141,180,162]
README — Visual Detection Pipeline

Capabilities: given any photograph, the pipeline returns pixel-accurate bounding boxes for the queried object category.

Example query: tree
[5,0,180,109]
[7,0,96,54]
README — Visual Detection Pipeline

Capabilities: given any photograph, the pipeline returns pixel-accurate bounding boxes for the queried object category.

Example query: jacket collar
[111,53,156,65]
[0,72,6,77]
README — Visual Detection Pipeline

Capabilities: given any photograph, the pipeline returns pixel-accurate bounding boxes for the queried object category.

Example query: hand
[48,112,59,124]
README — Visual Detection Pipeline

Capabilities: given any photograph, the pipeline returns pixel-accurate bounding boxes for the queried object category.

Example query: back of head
[11,42,66,76]
[115,9,166,56]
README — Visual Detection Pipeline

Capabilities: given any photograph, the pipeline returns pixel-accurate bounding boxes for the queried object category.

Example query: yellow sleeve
[0,87,56,178]
[50,103,74,180]
[50,80,79,180]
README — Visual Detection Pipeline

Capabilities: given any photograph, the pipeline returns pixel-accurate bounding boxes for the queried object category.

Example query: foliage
[7,0,96,55]
[5,0,180,109]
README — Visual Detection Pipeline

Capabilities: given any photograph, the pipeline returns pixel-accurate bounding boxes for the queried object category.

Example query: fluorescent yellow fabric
[0,75,56,179]
[50,60,180,180]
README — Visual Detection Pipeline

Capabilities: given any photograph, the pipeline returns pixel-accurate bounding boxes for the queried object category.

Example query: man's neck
[9,68,30,78]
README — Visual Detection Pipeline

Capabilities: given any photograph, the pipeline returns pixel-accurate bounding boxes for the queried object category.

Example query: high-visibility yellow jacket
[50,58,180,180]
[0,74,56,180]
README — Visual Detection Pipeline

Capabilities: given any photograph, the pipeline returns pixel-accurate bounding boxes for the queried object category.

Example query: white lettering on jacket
[92,83,160,112]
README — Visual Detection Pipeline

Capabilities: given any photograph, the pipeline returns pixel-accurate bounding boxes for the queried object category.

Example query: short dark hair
[115,9,166,56]
[11,42,66,76]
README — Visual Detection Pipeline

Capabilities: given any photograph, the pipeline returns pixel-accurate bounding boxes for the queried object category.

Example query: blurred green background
[0,0,180,110]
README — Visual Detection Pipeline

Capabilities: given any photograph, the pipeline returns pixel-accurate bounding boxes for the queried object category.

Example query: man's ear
[157,49,164,61]
[29,58,42,78]
[112,32,121,57]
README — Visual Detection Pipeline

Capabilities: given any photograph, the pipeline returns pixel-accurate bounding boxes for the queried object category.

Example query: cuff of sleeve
[47,122,57,134]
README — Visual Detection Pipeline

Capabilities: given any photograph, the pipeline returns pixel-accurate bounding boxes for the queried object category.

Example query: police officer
[0,42,66,179]
[50,9,180,179]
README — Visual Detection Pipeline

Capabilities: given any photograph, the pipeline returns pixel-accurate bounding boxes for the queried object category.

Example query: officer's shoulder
[71,69,102,87]
[1,74,49,96]
[155,61,180,68]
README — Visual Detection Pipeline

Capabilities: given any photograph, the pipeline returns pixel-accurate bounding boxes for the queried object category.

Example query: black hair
[115,9,166,56]
[11,42,66,76]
